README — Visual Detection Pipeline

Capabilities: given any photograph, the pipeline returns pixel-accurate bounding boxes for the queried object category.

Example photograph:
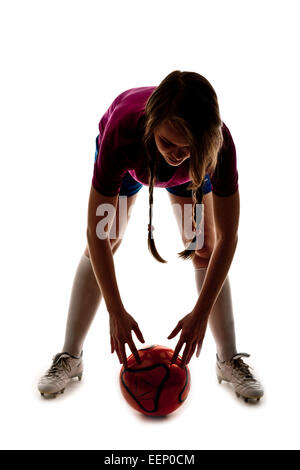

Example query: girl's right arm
[86,185,144,366]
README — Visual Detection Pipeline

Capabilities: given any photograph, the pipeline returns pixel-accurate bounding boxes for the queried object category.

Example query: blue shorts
[94,135,212,197]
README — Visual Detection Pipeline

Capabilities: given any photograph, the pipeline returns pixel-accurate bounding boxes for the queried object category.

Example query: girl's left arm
[168,189,240,366]
[193,188,240,316]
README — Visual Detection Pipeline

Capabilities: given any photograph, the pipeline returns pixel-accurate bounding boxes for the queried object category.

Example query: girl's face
[153,120,191,166]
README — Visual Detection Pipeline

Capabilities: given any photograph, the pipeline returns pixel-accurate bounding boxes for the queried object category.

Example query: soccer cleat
[38,351,83,398]
[216,353,264,402]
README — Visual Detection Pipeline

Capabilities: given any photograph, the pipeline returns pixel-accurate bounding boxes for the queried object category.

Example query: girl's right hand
[109,310,145,367]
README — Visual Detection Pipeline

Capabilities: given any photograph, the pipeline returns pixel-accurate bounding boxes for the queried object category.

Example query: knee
[193,243,214,269]
[193,251,211,269]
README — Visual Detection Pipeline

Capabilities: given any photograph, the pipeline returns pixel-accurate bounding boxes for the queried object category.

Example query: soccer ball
[119,345,191,416]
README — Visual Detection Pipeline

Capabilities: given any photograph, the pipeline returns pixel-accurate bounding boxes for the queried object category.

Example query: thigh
[167,190,216,256]
[112,192,139,244]
[84,191,139,257]
[110,172,142,247]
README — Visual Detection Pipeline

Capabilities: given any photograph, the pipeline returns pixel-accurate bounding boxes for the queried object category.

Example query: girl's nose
[175,147,188,158]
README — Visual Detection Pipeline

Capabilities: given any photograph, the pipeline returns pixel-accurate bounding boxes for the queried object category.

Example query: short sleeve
[209,123,239,197]
[92,117,129,197]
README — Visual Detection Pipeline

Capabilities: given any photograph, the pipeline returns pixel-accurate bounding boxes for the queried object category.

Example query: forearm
[87,231,125,316]
[193,236,238,318]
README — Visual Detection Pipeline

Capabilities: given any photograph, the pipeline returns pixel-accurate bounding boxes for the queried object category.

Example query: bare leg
[194,267,237,361]
[62,252,102,356]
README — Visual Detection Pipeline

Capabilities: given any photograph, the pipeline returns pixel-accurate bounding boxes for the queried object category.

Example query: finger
[115,348,122,365]
[180,343,192,367]
[183,342,197,366]
[171,339,184,364]
[127,338,141,364]
[132,323,145,343]
[114,340,124,365]
[110,335,115,354]
[196,341,203,358]
[167,322,182,340]
[119,342,128,368]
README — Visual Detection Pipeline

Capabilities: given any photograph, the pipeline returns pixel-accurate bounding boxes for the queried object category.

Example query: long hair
[141,70,223,263]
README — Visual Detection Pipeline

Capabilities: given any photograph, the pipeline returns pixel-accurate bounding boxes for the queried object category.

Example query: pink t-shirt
[92,86,238,197]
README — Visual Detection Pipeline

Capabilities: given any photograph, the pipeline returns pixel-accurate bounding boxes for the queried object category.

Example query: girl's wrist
[108,304,126,318]
[192,307,210,320]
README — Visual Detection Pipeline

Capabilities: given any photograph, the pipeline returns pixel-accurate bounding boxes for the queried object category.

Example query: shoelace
[45,354,72,378]
[232,358,255,381]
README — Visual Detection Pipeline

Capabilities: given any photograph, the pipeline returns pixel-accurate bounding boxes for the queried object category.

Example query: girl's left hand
[167,311,209,367]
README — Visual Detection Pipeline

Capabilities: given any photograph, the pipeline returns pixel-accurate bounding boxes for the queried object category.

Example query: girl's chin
[164,156,181,166]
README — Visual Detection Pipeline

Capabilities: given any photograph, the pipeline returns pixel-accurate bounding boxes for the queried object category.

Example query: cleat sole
[39,388,66,398]
[238,395,263,403]
[40,392,59,398]
[218,378,263,403]
[39,371,83,398]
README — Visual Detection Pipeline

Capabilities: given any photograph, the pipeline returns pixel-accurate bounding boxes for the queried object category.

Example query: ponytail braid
[147,155,167,263]
[147,155,205,263]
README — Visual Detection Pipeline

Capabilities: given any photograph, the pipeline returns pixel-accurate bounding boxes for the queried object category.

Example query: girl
[38,71,263,403]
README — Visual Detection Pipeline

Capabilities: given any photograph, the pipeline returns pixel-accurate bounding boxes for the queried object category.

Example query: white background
[1,0,299,450]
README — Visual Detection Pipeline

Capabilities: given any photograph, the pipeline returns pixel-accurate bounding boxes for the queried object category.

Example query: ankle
[62,346,83,358]
[217,349,237,362]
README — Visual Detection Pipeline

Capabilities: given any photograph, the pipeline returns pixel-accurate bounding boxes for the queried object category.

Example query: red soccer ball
[119,345,191,417]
